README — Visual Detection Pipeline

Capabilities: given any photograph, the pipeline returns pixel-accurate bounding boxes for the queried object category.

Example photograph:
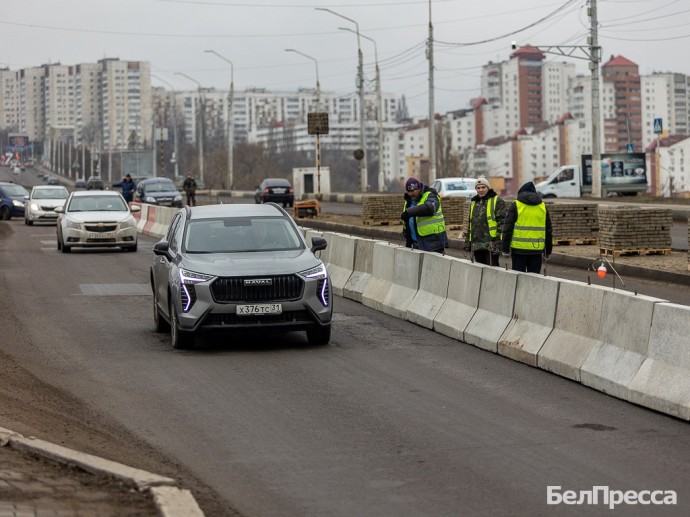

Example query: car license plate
[88,232,115,239]
[236,303,282,315]
[272,188,286,194]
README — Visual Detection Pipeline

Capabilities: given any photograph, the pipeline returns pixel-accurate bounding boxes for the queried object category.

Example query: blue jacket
[113,179,136,201]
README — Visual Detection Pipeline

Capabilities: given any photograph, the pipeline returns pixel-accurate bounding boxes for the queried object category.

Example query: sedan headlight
[299,263,327,280]
[174,194,182,201]
[145,196,157,203]
[30,202,40,210]
[12,199,24,207]
[120,217,136,230]
[66,219,82,230]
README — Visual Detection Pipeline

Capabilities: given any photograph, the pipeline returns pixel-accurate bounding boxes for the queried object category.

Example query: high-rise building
[601,55,642,153]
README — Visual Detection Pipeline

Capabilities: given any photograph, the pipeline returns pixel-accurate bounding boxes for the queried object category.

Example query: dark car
[135,177,183,207]
[0,181,30,220]
[254,178,294,207]
[150,203,331,349]
[86,176,105,190]
[75,179,87,189]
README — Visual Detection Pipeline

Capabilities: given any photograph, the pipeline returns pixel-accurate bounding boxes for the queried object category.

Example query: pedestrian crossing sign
[654,118,663,135]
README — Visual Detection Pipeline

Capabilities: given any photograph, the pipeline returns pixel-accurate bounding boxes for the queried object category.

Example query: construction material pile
[598,206,672,256]
[548,203,598,244]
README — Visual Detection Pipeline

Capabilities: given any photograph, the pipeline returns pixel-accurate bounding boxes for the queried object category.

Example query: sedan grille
[84,223,118,232]
[211,275,304,303]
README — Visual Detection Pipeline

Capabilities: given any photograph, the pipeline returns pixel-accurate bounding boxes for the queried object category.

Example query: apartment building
[600,55,642,153]
[641,72,689,149]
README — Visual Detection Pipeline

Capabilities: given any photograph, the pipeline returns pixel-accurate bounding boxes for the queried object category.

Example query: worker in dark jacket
[400,177,448,253]
[464,176,506,266]
[501,181,553,273]
[112,174,136,203]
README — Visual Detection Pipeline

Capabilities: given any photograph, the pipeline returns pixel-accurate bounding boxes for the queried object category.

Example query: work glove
[463,241,471,252]
[501,252,510,258]
[400,210,412,222]
[544,254,551,261]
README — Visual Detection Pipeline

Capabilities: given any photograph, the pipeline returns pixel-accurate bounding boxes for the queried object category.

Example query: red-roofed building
[601,55,642,153]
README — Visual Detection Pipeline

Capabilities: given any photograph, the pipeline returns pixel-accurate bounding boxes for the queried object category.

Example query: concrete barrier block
[498,273,559,366]
[406,253,453,329]
[318,231,342,267]
[434,259,484,342]
[362,242,399,312]
[381,247,424,319]
[343,238,379,303]
[324,234,356,297]
[628,303,690,420]
[464,267,519,352]
[538,280,609,381]
[580,291,665,400]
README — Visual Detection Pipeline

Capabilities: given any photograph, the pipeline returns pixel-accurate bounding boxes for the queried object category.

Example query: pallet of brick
[548,202,598,245]
[598,206,672,257]
[688,223,690,272]
[439,196,466,228]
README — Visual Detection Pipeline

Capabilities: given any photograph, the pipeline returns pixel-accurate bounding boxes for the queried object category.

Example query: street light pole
[316,7,368,193]
[427,0,436,183]
[340,27,384,192]
[151,74,180,180]
[204,50,235,191]
[175,72,205,183]
[285,48,323,197]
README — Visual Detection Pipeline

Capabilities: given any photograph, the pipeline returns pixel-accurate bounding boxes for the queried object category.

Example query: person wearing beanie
[464,176,506,266]
[501,180,553,273]
[400,177,448,253]
[112,173,136,203]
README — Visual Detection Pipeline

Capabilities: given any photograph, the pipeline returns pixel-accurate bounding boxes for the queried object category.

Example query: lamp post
[175,72,205,183]
[340,27,384,192]
[316,7,368,192]
[285,48,323,198]
[151,74,180,180]
[204,50,235,191]
[428,0,436,183]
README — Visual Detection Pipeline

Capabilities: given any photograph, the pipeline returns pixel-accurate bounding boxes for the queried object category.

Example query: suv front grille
[211,275,304,303]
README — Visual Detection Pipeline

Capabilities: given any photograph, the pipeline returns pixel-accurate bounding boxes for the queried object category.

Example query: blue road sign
[627,143,634,152]
[654,118,663,135]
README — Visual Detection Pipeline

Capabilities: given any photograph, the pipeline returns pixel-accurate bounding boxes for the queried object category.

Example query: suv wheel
[307,324,331,346]
[0,206,11,220]
[170,301,194,349]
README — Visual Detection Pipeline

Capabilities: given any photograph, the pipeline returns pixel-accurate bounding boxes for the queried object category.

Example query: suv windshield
[184,217,302,253]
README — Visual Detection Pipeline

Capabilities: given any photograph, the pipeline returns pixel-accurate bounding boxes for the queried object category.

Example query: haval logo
[244,278,272,286]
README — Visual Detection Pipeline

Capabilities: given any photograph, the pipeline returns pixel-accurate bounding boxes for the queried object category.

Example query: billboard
[8,133,29,149]
[581,153,647,187]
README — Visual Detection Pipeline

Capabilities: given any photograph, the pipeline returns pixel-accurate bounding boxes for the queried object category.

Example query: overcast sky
[3,0,689,117]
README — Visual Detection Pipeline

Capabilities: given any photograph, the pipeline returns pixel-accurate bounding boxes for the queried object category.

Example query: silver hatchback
[150,203,332,349]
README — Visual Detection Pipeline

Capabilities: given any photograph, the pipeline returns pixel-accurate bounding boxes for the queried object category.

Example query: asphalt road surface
[1,217,690,516]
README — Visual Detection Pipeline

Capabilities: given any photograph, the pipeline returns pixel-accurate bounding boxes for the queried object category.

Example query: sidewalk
[0,426,203,517]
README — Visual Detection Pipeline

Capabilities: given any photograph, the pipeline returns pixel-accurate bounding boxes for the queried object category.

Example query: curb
[0,426,204,517]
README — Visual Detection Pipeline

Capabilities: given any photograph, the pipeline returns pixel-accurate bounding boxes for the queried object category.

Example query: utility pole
[427,0,436,183]
[175,73,205,183]
[529,0,602,197]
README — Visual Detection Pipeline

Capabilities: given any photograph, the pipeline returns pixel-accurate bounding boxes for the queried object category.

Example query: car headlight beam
[179,268,215,285]
[299,263,327,280]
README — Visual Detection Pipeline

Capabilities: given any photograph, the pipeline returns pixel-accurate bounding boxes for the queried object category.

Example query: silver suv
[150,203,332,349]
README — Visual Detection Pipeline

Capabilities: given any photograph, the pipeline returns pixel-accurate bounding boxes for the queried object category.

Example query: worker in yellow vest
[400,177,448,253]
[464,176,507,266]
[501,181,553,273]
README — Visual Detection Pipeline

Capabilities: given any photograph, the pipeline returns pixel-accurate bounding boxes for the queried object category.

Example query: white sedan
[429,177,478,199]
[24,185,69,225]
[55,190,140,253]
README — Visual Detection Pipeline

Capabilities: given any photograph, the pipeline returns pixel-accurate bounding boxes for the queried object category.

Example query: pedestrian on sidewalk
[464,176,506,266]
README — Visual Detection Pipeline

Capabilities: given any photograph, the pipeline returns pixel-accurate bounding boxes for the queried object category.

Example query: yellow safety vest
[511,201,546,250]
[469,195,499,239]
[403,191,446,237]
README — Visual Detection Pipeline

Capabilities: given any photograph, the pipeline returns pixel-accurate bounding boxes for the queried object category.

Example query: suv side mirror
[310,236,327,253]
[153,241,170,257]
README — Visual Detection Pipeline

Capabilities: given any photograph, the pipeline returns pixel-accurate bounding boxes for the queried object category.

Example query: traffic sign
[307,112,329,135]
[653,118,663,135]
[626,143,634,153]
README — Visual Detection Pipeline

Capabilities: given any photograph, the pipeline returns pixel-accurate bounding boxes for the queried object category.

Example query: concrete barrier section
[464,267,519,353]
[362,242,399,312]
[323,233,356,297]
[498,273,559,366]
[627,303,690,420]
[380,246,424,319]
[434,259,483,342]
[538,280,609,381]
[406,252,453,329]
[343,238,379,303]
[580,291,665,400]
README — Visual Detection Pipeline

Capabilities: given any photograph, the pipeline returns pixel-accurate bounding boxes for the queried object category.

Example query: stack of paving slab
[598,206,672,253]
[361,194,465,227]
[548,203,598,244]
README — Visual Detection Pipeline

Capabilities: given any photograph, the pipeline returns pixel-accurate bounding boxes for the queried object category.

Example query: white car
[429,177,478,199]
[24,185,69,225]
[55,190,140,253]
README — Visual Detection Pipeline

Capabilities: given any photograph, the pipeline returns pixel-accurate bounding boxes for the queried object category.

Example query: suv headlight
[179,268,215,285]
[299,263,327,280]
